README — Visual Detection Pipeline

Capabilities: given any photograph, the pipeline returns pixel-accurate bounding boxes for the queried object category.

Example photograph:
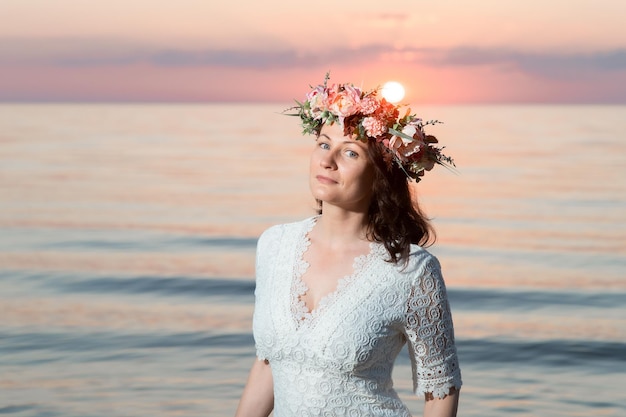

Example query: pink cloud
[1,40,626,103]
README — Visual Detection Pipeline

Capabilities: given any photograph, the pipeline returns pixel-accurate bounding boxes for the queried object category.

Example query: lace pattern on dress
[290,217,315,324]
[404,256,462,398]
[290,217,383,329]
[253,218,462,416]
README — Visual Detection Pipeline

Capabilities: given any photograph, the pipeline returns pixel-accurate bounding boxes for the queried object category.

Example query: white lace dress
[253,217,462,417]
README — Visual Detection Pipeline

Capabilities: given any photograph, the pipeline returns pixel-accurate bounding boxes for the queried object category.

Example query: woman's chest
[260,255,411,368]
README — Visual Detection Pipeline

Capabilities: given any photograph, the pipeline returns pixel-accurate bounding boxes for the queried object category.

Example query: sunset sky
[2,0,626,103]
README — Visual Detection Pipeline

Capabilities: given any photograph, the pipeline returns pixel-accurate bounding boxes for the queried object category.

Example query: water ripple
[52,275,255,298]
[2,329,623,370]
[0,228,258,252]
[448,287,625,310]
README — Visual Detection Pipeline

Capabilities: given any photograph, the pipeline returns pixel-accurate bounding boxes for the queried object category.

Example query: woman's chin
[310,182,334,201]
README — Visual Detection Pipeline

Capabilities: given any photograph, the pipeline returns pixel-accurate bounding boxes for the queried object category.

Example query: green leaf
[387,127,415,142]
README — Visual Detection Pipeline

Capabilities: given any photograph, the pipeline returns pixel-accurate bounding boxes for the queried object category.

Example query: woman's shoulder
[257,216,316,246]
[399,244,443,278]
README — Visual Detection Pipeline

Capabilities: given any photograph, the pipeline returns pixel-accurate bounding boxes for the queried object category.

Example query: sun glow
[381,81,405,103]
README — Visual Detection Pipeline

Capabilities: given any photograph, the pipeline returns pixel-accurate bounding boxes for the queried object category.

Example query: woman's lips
[316,175,337,184]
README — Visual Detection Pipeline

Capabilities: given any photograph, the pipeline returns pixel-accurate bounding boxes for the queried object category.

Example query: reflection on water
[0,104,625,416]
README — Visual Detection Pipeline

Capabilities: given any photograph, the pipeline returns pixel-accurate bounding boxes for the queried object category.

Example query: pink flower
[306,86,328,119]
[387,135,402,152]
[388,133,413,151]
[387,118,426,159]
[362,116,387,138]
[360,95,379,115]
[386,135,426,164]
[305,85,324,102]
[326,84,362,118]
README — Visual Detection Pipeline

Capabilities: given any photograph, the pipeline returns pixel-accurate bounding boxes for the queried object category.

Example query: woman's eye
[319,142,330,150]
[346,150,358,158]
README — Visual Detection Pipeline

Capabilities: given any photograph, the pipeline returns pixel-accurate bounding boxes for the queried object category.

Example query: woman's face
[309,123,375,212]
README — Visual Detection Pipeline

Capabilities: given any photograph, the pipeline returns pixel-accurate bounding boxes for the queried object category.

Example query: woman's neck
[313,205,370,249]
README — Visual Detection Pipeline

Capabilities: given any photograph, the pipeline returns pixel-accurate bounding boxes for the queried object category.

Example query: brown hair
[365,139,435,264]
[316,138,436,264]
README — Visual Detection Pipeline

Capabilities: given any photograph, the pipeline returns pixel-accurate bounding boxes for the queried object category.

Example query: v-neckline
[290,217,379,329]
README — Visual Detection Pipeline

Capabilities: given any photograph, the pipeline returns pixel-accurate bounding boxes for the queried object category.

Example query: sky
[1,0,626,103]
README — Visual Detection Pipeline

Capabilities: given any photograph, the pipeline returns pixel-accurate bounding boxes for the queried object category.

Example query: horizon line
[1,99,625,106]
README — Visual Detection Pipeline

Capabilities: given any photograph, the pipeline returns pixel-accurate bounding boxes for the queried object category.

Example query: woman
[236,75,462,417]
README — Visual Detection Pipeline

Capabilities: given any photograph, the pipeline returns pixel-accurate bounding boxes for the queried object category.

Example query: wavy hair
[316,139,436,264]
[364,140,436,264]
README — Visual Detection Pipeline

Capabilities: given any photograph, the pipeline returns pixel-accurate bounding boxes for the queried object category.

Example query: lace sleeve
[404,255,462,399]
[253,224,283,361]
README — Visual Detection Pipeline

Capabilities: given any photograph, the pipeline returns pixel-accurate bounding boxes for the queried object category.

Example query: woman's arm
[424,387,460,417]
[234,358,274,417]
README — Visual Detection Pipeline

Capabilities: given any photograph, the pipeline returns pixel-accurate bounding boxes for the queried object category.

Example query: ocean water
[0,103,625,417]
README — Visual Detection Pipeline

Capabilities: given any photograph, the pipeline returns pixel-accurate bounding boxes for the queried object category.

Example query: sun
[381,81,405,103]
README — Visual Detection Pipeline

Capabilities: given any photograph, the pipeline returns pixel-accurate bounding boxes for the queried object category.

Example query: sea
[0,103,624,417]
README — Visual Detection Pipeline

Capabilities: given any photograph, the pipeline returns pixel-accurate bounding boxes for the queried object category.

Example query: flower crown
[286,73,455,182]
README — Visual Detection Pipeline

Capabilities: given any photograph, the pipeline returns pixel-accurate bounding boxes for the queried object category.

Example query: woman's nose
[319,151,337,169]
